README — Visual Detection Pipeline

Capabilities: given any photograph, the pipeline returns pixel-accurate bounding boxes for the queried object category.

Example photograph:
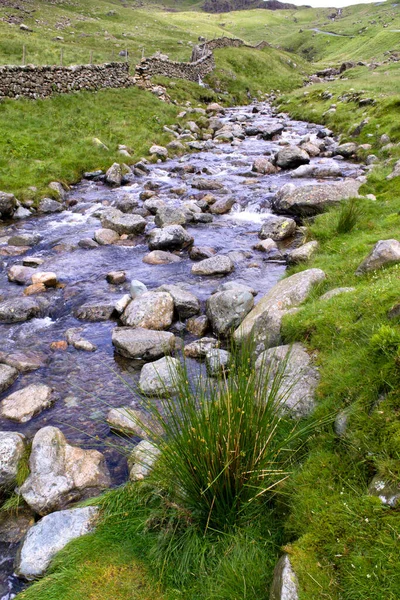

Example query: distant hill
[202,0,301,12]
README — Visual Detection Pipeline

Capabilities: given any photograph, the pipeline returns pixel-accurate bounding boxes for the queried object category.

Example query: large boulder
[0,364,18,393]
[154,206,187,227]
[234,269,326,355]
[139,356,180,396]
[121,292,174,330]
[20,426,110,515]
[0,384,54,423]
[273,181,361,218]
[0,191,17,218]
[100,208,146,235]
[112,327,175,361]
[275,146,310,169]
[157,284,200,319]
[148,225,193,251]
[270,554,299,600]
[0,297,43,323]
[259,215,297,241]
[206,289,254,337]
[191,255,234,276]
[255,343,319,418]
[15,506,99,580]
[0,432,26,490]
[355,239,400,275]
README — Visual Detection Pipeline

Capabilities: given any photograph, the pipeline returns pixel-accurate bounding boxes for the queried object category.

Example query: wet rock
[14,206,32,219]
[112,327,175,361]
[270,554,299,600]
[106,271,126,284]
[287,241,319,264]
[121,292,174,330]
[78,238,99,249]
[157,284,200,319]
[253,238,282,259]
[0,432,26,490]
[100,208,146,235]
[291,164,342,179]
[191,212,213,224]
[38,198,63,214]
[116,196,139,213]
[129,440,160,482]
[184,337,219,359]
[0,191,17,218]
[148,225,193,251]
[273,181,361,217]
[191,255,234,276]
[355,239,400,275]
[0,364,18,394]
[15,506,100,580]
[50,340,68,351]
[259,215,296,241]
[150,145,168,159]
[0,507,34,543]
[8,265,35,285]
[205,349,230,377]
[189,246,216,260]
[155,206,187,227]
[368,475,400,508]
[275,146,310,169]
[31,271,58,288]
[143,250,182,264]
[0,384,54,423]
[106,407,147,437]
[73,339,97,352]
[20,427,110,515]
[143,197,165,215]
[23,257,44,268]
[186,315,209,336]
[8,233,41,247]
[129,280,148,299]
[0,297,43,323]
[320,287,355,301]
[0,350,47,372]
[300,141,320,157]
[192,178,224,191]
[335,142,358,157]
[0,245,30,257]
[24,283,46,296]
[206,289,254,337]
[256,343,319,418]
[105,163,123,187]
[94,228,120,245]
[234,269,326,355]
[252,157,277,175]
[75,302,115,322]
[209,197,235,215]
[139,356,180,396]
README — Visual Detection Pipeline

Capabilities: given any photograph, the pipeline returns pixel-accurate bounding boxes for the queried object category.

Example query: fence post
[22,45,26,66]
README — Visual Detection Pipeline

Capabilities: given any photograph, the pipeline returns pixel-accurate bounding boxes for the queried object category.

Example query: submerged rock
[20,426,110,515]
[112,327,175,360]
[15,506,100,580]
[0,384,54,423]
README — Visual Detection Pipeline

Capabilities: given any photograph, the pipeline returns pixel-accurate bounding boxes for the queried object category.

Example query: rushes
[336,198,363,234]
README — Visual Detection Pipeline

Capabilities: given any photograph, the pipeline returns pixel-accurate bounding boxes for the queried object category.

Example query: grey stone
[214,281,257,296]
[38,198,63,214]
[189,246,216,261]
[335,142,358,157]
[8,233,41,247]
[94,228,120,245]
[184,337,219,359]
[15,506,100,580]
[100,208,146,235]
[150,145,168,159]
[48,182,67,201]
[20,426,110,515]
[78,238,99,249]
[155,206,187,227]
[8,265,35,285]
[129,441,160,481]
[0,384,54,423]
[259,215,297,241]
[273,181,361,217]
[234,269,326,355]
[206,289,254,337]
[334,410,349,437]
[186,315,209,336]
[368,476,400,508]
[386,159,400,180]
[270,554,299,600]
[157,284,200,319]
[209,197,235,215]
[148,225,194,251]
[205,349,230,377]
[139,356,180,396]
[106,407,147,437]
[121,292,174,330]
[143,197,165,215]
[0,432,26,490]
[0,350,47,372]
[275,146,310,169]
[355,239,400,275]
[191,255,234,276]
[0,297,43,323]
[75,302,115,322]
[112,327,175,360]
[105,163,123,186]
[287,241,319,264]
[256,343,319,418]
[0,364,18,394]
[320,287,355,301]
[0,191,17,218]
[129,279,148,299]
[143,250,182,264]
[191,178,224,191]
[252,157,277,175]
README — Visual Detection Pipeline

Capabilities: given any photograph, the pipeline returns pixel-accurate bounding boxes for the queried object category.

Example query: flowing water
[0,102,363,596]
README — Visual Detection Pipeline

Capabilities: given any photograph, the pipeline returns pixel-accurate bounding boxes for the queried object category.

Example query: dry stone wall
[0,62,134,100]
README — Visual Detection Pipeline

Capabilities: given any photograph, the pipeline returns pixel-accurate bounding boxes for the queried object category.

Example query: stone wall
[0,62,134,100]
[136,52,215,83]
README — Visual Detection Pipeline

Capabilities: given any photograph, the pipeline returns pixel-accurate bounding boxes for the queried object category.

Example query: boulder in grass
[368,475,400,508]
[270,554,299,600]
[355,239,400,275]
[273,181,361,218]
[287,241,319,264]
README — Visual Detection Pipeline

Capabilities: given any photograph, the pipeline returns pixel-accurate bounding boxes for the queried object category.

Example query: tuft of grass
[336,198,364,234]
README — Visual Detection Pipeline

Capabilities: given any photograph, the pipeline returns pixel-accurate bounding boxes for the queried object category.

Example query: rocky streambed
[0,101,366,597]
